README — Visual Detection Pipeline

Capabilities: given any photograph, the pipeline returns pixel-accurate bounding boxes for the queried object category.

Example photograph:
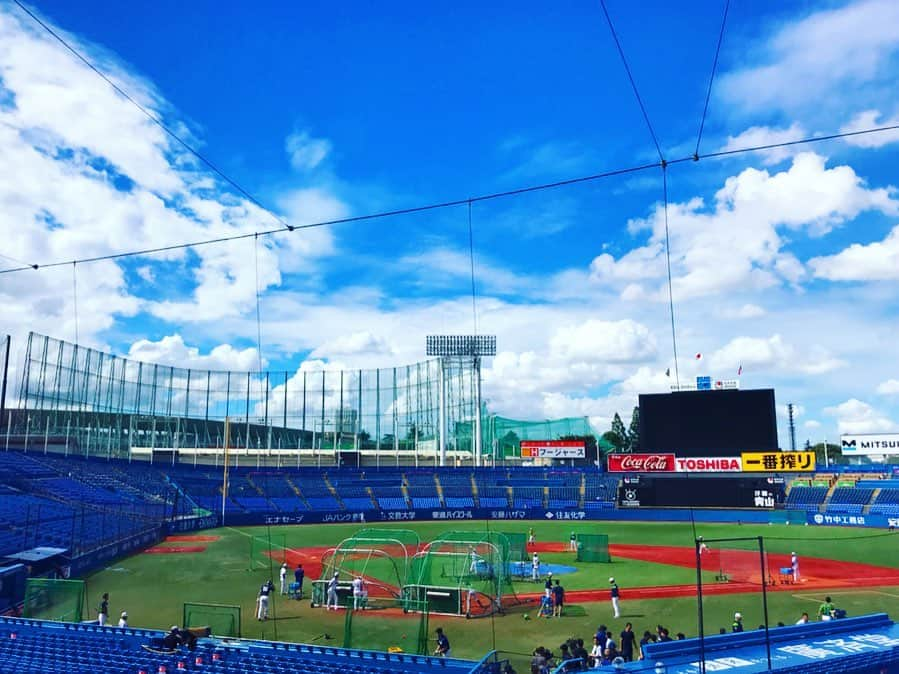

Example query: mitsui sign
[841,433,899,455]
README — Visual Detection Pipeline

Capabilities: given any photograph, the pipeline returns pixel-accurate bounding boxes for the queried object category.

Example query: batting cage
[403,530,516,617]
[576,533,611,563]
[342,597,429,654]
[183,602,241,637]
[703,537,774,586]
[23,579,85,623]
[312,528,421,608]
[248,532,289,571]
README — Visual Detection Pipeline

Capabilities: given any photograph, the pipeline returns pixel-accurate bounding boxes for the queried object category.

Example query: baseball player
[326,571,340,610]
[531,552,540,581]
[609,578,621,618]
[791,552,800,583]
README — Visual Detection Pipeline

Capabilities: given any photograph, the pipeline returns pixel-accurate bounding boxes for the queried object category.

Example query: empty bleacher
[826,487,874,515]
[785,485,829,512]
[0,617,476,674]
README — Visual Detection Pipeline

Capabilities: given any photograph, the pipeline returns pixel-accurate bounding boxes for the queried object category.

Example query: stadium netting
[23,579,85,623]
[404,531,518,617]
[183,602,241,637]
[342,597,429,654]
[312,529,421,608]
[576,533,611,563]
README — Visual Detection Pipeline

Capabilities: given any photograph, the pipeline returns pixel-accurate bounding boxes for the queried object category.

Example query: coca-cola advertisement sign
[608,453,676,472]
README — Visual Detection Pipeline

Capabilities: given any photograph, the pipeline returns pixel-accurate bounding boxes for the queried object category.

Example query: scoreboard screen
[618,477,782,509]
[638,389,778,456]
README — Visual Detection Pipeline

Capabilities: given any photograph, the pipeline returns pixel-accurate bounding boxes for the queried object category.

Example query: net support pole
[474,356,482,467]
[438,359,446,467]
[222,417,230,525]
[758,536,772,671]
[695,538,706,674]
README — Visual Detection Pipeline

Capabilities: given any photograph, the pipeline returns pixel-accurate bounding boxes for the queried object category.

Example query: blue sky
[2,0,899,445]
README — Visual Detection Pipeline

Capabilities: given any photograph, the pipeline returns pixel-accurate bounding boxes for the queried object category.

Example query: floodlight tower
[426,335,496,467]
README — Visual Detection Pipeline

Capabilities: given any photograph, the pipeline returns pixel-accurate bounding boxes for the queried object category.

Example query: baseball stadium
[0,332,898,673]
[3,1,899,673]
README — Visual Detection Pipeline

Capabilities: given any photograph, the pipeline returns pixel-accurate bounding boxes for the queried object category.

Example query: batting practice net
[576,533,611,563]
[183,602,241,637]
[342,598,429,654]
[706,538,773,587]
[404,530,515,617]
[313,529,421,608]
[248,532,288,571]
[23,579,85,623]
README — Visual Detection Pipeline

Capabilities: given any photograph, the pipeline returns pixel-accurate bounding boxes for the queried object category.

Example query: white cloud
[549,319,657,364]
[709,334,845,376]
[311,332,393,359]
[719,0,899,114]
[590,153,897,301]
[824,398,897,434]
[128,334,263,371]
[809,224,899,281]
[723,303,766,319]
[876,379,899,395]
[285,130,332,171]
[0,5,347,336]
[804,420,822,430]
[840,109,899,147]
[719,123,807,165]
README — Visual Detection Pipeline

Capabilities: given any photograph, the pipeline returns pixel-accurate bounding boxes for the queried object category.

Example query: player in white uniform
[352,576,365,610]
[791,552,800,582]
[279,563,288,594]
[531,552,540,581]
[326,572,340,610]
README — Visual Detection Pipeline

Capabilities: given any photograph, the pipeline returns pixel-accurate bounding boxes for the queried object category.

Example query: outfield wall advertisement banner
[607,453,675,472]
[840,433,899,455]
[673,457,742,472]
[741,451,816,472]
[520,440,585,458]
[608,454,741,472]
[218,507,895,529]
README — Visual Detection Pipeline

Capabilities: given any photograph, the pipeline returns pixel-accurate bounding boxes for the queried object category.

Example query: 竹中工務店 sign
[741,451,816,472]
[520,440,585,459]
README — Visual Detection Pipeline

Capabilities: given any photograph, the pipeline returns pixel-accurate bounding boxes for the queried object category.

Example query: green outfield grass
[81,521,899,664]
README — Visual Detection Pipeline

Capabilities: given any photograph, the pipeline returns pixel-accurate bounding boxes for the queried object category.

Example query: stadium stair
[365,486,378,510]
[579,473,586,509]
[434,476,445,504]
[245,474,267,497]
[284,476,310,508]
[470,474,479,503]
[821,479,842,509]
[865,488,881,515]
[323,474,341,500]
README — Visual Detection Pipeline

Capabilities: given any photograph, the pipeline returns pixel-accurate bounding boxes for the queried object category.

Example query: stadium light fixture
[426,335,496,357]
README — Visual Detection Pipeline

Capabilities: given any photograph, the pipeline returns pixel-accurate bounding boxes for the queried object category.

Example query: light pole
[425,335,496,467]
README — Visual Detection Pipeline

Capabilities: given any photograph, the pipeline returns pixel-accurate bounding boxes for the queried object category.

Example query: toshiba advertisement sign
[609,454,742,472]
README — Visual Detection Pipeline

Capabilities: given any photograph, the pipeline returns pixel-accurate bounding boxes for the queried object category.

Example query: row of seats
[0,618,475,674]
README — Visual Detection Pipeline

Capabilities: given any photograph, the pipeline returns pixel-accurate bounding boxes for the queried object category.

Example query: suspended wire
[694,0,731,158]
[0,123,896,277]
[0,252,35,268]
[11,0,294,234]
[467,200,478,335]
[662,166,680,388]
[599,0,665,162]
[71,262,79,345]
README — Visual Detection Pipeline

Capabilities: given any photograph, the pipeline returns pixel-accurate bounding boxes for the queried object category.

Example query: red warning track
[516,542,899,603]
[164,535,220,543]
[280,541,899,605]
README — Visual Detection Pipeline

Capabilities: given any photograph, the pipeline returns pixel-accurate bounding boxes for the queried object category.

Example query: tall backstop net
[23,579,85,623]
[313,529,421,608]
[576,534,611,563]
[183,603,241,637]
[404,531,514,617]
